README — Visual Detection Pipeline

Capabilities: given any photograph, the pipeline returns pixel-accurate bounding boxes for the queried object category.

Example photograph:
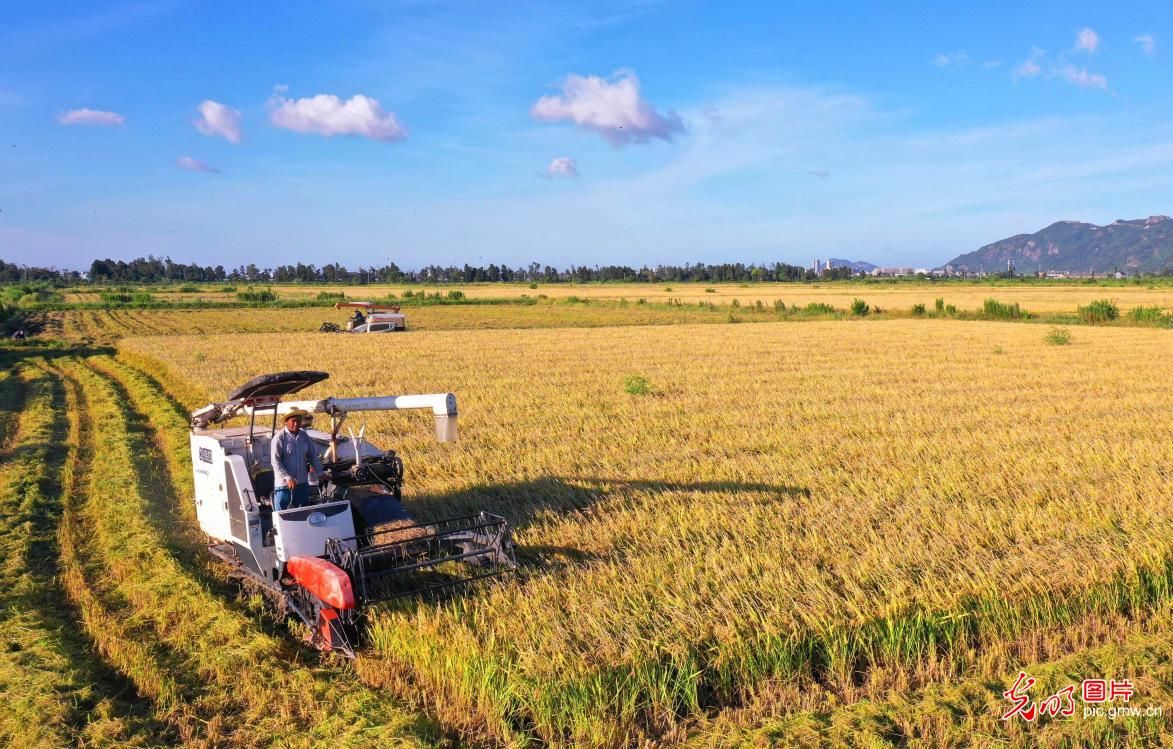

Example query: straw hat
[283,408,310,423]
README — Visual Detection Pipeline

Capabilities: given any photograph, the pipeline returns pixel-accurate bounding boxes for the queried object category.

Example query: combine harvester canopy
[189,371,514,654]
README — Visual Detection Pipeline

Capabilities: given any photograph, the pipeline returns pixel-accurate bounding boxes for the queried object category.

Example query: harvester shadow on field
[0,344,116,364]
[405,476,811,574]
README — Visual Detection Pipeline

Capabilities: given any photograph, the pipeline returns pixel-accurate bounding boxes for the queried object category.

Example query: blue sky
[3,1,1173,271]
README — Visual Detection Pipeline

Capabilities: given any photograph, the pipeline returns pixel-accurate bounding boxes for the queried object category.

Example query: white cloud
[983,60,1003,68]
[545,157,579,178]
[176,156,220,174]
[1075,27,1100,54]
[57,108,124,126]
[1136,34,1156,57]
[375,83,1173,271]
[531,70,683,146]
[1055,64,1108,90]
[933,51,969,68]
[194,100,242,143]
[1013,48,1044,79]
[268,90,408,142]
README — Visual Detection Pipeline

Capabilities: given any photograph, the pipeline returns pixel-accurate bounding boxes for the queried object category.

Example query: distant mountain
[946,216,1173,274]
[828,258,878,273]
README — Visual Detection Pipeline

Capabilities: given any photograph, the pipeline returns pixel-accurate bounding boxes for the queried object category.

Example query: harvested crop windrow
[0,361,163,747]
[124,320,1173,746]
[54,357,441,748]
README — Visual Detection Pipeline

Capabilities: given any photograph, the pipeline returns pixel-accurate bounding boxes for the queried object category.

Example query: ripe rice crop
[123,319,1173,746]
[123,281,1171,314]
[37,301,769,341]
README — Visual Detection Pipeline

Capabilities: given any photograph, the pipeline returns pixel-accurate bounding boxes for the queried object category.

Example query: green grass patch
[1045,327,1072,345]
[623,374,656,396]
[1077,298,1119,323]
[981,298,1027,320]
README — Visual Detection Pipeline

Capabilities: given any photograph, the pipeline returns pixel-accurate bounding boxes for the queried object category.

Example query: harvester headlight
[307,512,327,527]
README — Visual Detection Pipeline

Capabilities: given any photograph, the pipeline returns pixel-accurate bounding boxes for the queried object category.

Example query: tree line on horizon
[1,257,857,285]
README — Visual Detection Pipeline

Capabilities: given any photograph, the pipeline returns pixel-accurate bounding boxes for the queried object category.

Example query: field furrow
[66,354,452,747]
[0,367,24,452]
[0,360,168,748]
[63,356,438,746]
[54,362,210,742]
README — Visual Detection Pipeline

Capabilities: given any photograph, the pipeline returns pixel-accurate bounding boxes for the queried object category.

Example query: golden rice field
[60,280,1173,313]
[108,319,1173,746]
[35,301,748,341]
[33,282,1173,344]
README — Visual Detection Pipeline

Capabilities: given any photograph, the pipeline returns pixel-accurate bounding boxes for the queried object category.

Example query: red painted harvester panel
[286,556,356,610]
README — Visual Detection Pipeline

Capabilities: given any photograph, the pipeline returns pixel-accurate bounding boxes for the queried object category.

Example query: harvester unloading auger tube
[188,371,515,656]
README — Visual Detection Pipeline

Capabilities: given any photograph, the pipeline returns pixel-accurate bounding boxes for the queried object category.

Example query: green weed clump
[1078,299,1119,323]
[911,303,926,316]
[236,287,278,303]
[623,374,655,395]
[981,298,1026,319]
[99,290,154,305]
[1045,327,1072,345]
[6,284,64,306]
[802,302,838,316]
[316,291,346,301]
[851,298,870,316]
[1126,305,1168,325]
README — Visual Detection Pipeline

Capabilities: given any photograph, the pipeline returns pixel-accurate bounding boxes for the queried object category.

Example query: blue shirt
[270,427,323,485]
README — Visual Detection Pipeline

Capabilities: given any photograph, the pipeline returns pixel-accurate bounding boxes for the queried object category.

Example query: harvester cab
[188,371,515,655]
[320,301,406,333]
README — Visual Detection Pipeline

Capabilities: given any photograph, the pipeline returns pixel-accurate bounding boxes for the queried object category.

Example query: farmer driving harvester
[270,408,322,510]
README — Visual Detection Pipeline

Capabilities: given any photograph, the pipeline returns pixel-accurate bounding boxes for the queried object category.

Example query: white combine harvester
[320,301,407,333]
[188,371,514,655]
